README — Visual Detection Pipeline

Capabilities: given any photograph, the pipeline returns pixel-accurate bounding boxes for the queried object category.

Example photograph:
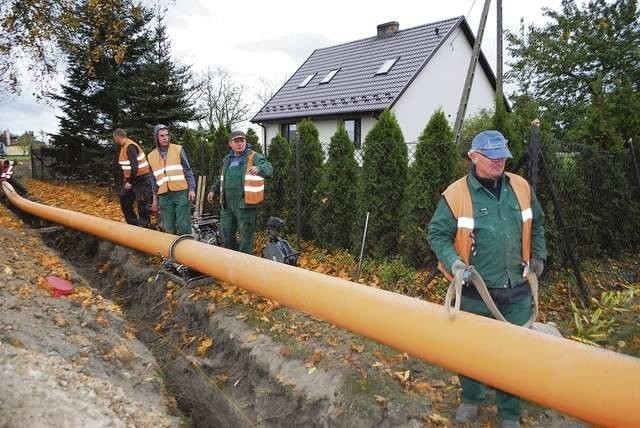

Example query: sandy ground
[0,216,182,427]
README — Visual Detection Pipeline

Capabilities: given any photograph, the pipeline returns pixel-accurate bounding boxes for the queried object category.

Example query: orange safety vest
[147,144,188,195]
[438,172,532,281]
[118,138,150,178]
[1,163,13,180]
[219,151,265,205]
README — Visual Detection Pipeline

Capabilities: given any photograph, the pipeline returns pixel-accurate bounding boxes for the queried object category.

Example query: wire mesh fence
[538,140,640,265]
[320,141,418,166]
[31,144,116,185]
[29,137,640,274]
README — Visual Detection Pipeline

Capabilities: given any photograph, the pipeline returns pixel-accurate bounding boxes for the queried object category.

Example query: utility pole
[453,0,492,145]
[496,0,503,102]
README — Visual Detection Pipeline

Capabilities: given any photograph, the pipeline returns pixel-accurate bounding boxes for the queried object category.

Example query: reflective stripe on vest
[438,172,532,281]
[118,139,150,178]
[1,164,13,179]
[147,144,188,195]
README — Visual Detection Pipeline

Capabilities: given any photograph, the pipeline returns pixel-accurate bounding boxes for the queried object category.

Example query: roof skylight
[320,69,339,84]
[298,73,316,88]
[375,58,399,75]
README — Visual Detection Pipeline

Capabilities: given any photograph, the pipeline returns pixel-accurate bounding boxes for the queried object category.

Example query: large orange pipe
[3,182,639,426]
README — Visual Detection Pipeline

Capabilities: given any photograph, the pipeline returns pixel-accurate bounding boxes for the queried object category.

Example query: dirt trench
[42,228,434,428]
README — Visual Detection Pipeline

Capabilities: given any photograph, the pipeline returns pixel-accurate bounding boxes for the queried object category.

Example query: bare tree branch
[194,66,251,131]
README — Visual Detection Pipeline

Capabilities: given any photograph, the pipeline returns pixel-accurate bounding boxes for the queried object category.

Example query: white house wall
[391,26,496,143]
[263,115,378,148]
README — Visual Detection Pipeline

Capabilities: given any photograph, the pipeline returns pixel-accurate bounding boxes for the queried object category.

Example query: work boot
[455,403,479,423]
[501,420,521,428]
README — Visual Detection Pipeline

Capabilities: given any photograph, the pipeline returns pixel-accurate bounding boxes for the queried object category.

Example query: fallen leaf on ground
[197,337,214,356]
[374,395,388,408]
[351,343,365,353]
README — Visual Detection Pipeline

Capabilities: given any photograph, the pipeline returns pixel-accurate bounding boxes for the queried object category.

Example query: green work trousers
[221,206,257,254]
[459,294,533,421]
[159,190,192,235]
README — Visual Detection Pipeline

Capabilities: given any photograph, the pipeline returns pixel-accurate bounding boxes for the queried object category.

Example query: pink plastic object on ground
[46,276,73,297]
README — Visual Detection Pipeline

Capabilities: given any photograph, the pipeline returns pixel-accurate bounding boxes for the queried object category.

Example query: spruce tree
[296,118,324,240]
[314,125,359,249]
[493,98,523,164]
[400,110,459,266]
[261,134,293,228]
[121,14,196,148]
[360,109,408,258]
[246,127,262,154]
[50,0,151,175]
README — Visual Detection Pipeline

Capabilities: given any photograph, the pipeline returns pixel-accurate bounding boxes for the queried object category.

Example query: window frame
[342,118,362,149]
[280,123,297,144]
[374,57,399,75]
[298,73,316,88]
[320,68,340,84]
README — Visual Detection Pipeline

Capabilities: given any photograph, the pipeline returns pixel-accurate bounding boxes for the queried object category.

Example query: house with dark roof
[252,16,500,150]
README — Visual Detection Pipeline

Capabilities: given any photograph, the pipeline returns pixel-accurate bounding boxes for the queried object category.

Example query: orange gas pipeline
[3,181,639,427]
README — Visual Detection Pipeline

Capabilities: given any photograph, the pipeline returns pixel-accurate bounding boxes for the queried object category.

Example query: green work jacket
[211,149,273,210]
[427,172,547,288]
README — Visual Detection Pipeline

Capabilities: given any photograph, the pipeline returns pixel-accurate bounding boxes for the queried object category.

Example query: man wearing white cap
[427,130,547,428]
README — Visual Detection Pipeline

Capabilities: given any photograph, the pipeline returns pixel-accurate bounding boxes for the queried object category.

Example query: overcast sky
[0,0,564,137]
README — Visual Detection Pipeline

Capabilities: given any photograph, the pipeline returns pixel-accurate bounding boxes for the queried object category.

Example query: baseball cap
[229,130,247,141]
[470,130,512,159]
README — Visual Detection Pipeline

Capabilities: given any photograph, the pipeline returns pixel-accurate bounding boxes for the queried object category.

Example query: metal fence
[31,144,116,185]
[320,141,418,166]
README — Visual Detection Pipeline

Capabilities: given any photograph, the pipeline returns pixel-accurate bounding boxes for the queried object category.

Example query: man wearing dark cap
[207,130,272,254]
[427,130,547,428]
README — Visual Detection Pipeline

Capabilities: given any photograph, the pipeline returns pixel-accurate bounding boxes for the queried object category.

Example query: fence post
[30,144,35,179]
[628,138,640,188]
[540,152,590,306]
[295,131,301,247]
[528,119,541,192]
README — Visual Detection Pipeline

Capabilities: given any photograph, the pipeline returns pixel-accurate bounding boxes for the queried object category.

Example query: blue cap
[470,130,512,159]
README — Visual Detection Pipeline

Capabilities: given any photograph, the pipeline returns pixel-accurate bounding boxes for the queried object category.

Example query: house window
[343,118,361,149]
[320,68,339,84]
[375,58,399,75]
[298,73,316,88]
[281,123,297,143]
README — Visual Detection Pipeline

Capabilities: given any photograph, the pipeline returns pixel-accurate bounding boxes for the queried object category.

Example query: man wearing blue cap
[427,130,547,428]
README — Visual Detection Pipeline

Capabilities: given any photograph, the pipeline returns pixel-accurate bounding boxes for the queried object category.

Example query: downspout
[258,122,267,156]
[2,181,639,427]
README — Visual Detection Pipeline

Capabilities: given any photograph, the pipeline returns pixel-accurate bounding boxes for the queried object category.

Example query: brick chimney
[377,21,399,39]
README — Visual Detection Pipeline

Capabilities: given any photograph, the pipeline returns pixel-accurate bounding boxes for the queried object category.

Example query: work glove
[530,258,544,277]
[451,259,471,283]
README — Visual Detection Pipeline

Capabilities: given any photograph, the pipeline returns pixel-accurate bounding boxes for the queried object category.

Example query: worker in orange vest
[113,128,153,227]
[207,130,272,254]
[428,130,547,428]
[148,124,196,235]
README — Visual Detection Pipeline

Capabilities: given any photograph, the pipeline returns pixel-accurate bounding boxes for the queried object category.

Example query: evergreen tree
[459,109,493,155]
[121,14,196,148]
[50,0,151,175]
[246,127,262,153]
[493,98,523,162]
[314,125,359,249]
[360,109,408,258]
[261,134,293,227]
[181,128,214,178]
[400,110,459,266]
[296,118,324,240]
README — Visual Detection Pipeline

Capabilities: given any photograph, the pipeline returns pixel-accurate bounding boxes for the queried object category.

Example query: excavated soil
[1,162,584,427]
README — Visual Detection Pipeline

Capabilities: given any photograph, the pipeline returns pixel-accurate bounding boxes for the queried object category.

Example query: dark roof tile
[253,16,463,122]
